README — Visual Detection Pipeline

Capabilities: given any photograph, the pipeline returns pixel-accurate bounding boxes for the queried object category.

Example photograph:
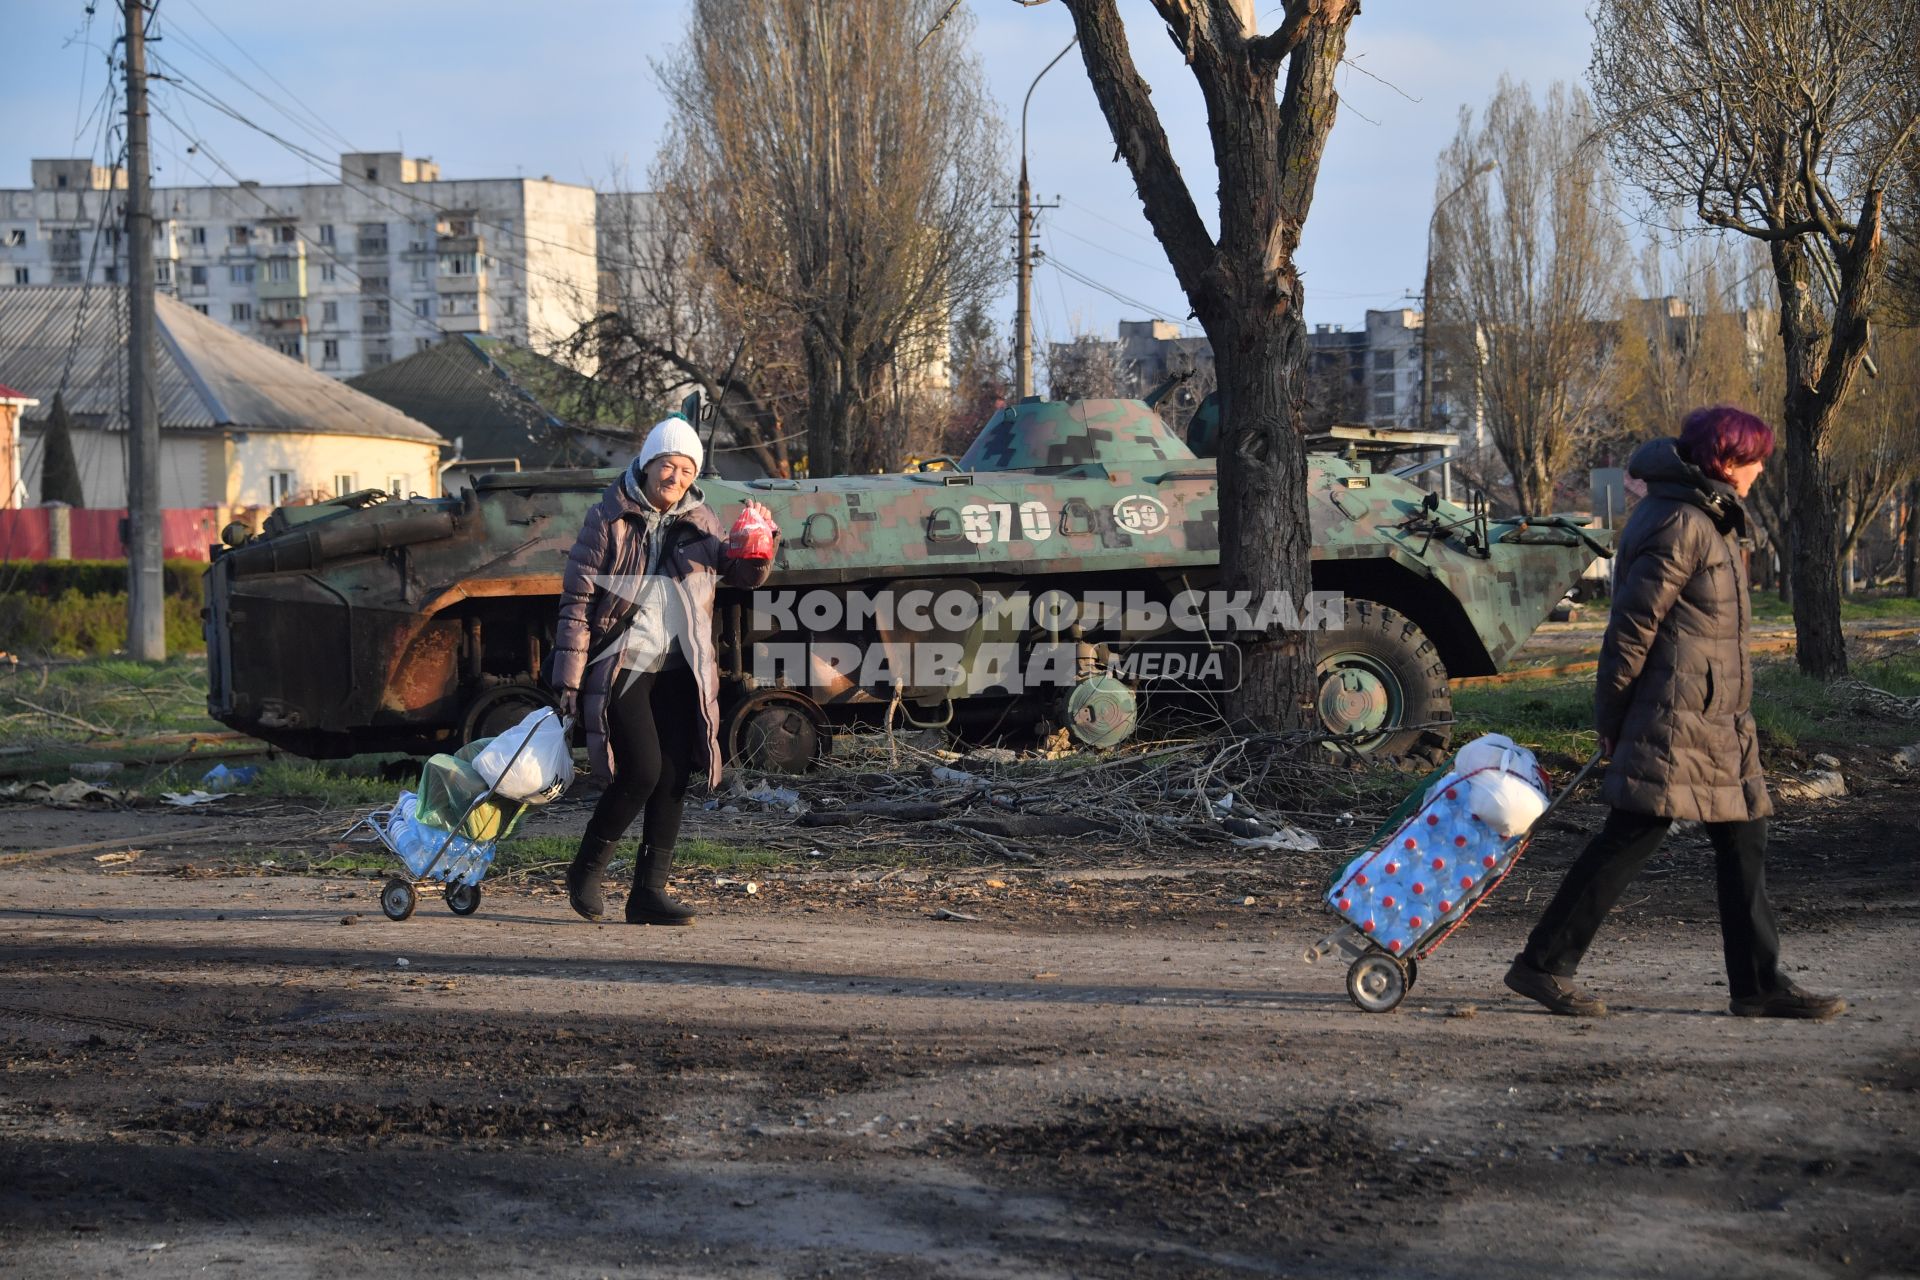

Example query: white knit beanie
[635,416,704,476]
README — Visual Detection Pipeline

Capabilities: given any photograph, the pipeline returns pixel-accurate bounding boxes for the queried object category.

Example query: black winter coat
[1595,438,1770,822]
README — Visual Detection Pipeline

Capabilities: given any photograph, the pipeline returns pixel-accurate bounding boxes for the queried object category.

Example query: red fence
[0,507,224,561]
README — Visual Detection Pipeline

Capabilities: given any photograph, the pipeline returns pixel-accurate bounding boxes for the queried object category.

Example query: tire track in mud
[0,940,1332,1014]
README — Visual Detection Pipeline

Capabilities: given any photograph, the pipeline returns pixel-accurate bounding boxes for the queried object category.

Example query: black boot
[625,844,695,926]
[565,835,618,920]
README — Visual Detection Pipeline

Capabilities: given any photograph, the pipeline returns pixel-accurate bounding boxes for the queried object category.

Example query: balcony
[437,234,483,256]
[360,315,391,334]
[356,238,389,257]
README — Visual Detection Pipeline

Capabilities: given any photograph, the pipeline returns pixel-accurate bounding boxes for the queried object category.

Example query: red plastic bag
[726,505,776,561]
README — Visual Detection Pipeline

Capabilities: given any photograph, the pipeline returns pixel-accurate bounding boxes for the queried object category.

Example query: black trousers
[1522,807,1786,999]
[585,665,702,855]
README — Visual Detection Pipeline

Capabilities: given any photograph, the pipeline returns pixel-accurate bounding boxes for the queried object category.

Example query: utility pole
[124,0,165,660]
[1007,38,1073,400]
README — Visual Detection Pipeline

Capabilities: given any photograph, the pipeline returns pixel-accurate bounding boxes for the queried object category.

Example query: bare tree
[559,185,802,477]
[1044,330,1130,400]
[943,301,1011,456]
[1835,325,1920,585]
[657,0,1008,477]
[1429,79,1628,517]
[1052,0,1357,731]
[1590,0,1920,677]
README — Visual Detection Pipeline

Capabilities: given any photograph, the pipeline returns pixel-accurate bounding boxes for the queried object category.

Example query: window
[363,275,389,295]
[103,265,118,284]
[12,268,26,285]
[416,337,433,352]
[229,264,255,284]
[189,226,207,246]
[229,225,249,245]
[319,263,336,283]
[334,473,357,497]
[443,216,473,237]
[268,471,296,505]
[441,253,475,276]
[188,264,208,286]
[1372,372,1394,393]
[387,476,408,498]
[53,265,83,284]
[318,224,335,246]
[363,343,390,369]
[56,172,69,189]
[1374,349,1396,369]
[5,229,24,246]
[365,167,378,180]
[230,302,254,322]
[321,300,338,325]
[105,227,121,247]
[273,337,303,358]
[1371,394,1396,415]
[192,303,209,316]
[273,225,297,244]
[267,258,291,283]
[155,262,172,285]
[413,296,434,318]
[411,259,431,282]
[322,338,340,363]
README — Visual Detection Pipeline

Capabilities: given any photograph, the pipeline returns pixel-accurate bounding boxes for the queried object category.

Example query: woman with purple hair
[1502,406,1844,1020]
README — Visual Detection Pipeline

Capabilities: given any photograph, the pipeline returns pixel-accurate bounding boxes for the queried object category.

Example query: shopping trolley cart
[1305,747,1603,1012]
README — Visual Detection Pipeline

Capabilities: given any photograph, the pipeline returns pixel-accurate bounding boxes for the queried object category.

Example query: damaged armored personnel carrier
[204,396,1609,770]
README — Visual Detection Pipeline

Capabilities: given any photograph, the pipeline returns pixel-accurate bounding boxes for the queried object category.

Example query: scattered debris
[1832,678,1920,722]
[0,779,128,806]
[160,790,230,807]
[960,747,1018,767]
[69,761,124,780]
[1891,744,1920,771]
[1776,770,1847,803]
[201,763,261,790]
[1230,827,1321,852]
[1812,753,1841,770]
[713,877,761,895]
[340,915,359,925]
[930,908,980,922]
[92,850,141,866]
[396,958,410,968]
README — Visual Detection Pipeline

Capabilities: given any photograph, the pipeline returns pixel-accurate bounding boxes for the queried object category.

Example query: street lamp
[1420,159,1495,497]
[1013,36,1077,399]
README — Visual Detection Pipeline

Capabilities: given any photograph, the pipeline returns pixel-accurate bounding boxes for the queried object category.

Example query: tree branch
[1061,0,1220,303]
[1247,0,1315,64]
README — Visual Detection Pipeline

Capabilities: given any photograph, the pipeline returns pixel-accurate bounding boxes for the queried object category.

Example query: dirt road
[2,776,1916,1279]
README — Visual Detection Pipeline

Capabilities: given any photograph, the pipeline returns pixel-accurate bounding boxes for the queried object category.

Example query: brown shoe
[1730,983,1845,1020]
[1504,954,1608,1017]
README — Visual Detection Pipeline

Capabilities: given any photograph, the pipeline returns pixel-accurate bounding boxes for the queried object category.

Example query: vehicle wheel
[1316,599,1453,760]
[462,681,559,747]
[380,877,417,922]
[724,690,827,775]
[1346,950,1410,1013]
[446,881,482,916]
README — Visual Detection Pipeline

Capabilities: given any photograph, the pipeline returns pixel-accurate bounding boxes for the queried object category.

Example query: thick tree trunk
[1905,480,1919,598]
[1217,318,1317,732]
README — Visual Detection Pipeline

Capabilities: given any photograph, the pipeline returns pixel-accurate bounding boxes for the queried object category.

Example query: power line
[172,0,359,153]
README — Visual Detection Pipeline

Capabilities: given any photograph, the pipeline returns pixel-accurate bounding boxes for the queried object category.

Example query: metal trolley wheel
[380,877,418,922]
[1346,949,1415,1013]
[445,881,482,916]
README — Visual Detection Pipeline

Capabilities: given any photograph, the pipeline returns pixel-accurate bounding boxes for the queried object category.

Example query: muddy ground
[2,757,1918,1278]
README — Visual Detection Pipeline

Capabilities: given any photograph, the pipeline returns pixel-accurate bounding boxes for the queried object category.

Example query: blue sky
[0,0,1594,343]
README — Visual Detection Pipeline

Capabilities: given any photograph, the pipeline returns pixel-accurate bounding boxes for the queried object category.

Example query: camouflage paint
[203,396,1608,758]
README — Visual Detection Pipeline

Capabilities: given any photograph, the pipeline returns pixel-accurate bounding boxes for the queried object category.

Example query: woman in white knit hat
[550,417,778,924]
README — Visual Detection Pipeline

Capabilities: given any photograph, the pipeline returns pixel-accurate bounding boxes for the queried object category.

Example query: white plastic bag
[1450,732,1548,837]
[471,707,573,802]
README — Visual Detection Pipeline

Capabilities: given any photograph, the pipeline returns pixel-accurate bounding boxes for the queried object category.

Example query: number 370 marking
[960,501,1053,545]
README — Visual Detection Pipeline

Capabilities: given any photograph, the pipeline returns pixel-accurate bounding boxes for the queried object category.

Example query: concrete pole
[125,0,166,660]
[1014,157,1034,400]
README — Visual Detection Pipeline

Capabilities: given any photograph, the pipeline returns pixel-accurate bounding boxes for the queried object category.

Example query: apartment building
[0,153,599,380]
